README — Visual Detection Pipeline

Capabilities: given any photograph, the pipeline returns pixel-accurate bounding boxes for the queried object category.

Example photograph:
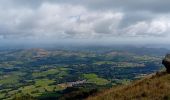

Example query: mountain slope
[87,72,170,100]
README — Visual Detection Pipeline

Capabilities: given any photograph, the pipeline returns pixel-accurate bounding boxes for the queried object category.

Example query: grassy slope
[87,72,170,100]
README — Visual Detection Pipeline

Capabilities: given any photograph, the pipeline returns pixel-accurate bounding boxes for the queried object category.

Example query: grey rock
[162,54,170,73]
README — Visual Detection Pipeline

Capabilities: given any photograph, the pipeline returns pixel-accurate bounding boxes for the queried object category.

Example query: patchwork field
[0,47,166,99]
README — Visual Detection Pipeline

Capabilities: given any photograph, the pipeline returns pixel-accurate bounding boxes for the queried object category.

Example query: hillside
[87,71,170,100]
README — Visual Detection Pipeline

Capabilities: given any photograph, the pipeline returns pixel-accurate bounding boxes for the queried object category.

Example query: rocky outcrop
[162,54,170,73]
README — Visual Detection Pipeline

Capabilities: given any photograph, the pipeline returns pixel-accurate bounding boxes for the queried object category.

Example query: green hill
[87,71,170,100]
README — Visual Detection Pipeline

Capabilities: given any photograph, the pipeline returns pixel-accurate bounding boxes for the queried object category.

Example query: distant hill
[87,71,170,100]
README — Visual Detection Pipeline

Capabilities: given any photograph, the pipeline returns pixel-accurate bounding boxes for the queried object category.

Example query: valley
[0,47,167,100]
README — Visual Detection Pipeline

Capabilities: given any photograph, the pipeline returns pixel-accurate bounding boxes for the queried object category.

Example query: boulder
[162,54,170,73]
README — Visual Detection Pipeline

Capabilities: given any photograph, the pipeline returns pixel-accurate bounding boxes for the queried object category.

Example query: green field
[83,74,110,85]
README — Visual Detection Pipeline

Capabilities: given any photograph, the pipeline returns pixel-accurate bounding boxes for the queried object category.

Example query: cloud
[0,0,170,44]
[123,17,170,37]
[3,0,170,13]
[0,2,124,39]
[56,0,170,13]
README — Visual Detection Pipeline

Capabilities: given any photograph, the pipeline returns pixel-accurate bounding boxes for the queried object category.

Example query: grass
[93,61,114,65]
[32,67,68,78]
[83,73,109,85]
[32,69,59,78]
[17,79,62,97]
[0,69,67,99]
[133,55,161,62]
[113,79,131,85]
[0,93,5,99]
[0,72,25,85]
[19,85,36,94]
[93,61,145,67]
[87,72,170,100]
[35,79,55,87]
[17,79,54,95]
[0,78,64,99]
[0,74,19,84]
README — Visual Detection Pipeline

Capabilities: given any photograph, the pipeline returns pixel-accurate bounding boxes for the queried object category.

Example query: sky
[0,0,170,46]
